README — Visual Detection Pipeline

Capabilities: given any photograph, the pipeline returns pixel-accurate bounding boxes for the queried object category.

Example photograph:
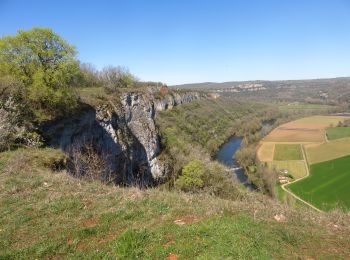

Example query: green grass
[1,148,350,258]
[288,155,350,211]
[326,126,350,140]
[274,144,303,161]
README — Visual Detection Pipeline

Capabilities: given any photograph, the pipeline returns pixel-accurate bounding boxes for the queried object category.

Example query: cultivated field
[284,116,348,129]
[274,144,303,161]
[263,116,349,143]
[263,128,324,143]
[288,155,350,211]
[256,142,274,161]
[267,160,307,179]
[305,137,350,164]
[257,115,350,211]
[326,126,350,140]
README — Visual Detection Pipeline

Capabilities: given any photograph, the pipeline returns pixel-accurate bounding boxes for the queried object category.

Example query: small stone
[167,253,178,260]
[174,219,186,225]
[274,214,286,222]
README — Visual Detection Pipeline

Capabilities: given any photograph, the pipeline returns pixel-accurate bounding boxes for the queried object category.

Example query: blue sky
[1,0,350,85]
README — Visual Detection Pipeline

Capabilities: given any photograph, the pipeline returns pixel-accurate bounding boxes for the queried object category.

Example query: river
[216,137,254,190]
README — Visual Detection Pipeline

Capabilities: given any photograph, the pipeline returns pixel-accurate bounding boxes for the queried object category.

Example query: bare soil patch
[82,218,97,227]
[174,215,200,225]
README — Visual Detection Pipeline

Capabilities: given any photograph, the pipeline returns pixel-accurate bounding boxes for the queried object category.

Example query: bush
[0,27,80,121]
[175,160,205,191]
[0,96,44,151]
[69,143,112,183]
[203,161,244,199]
[247,164,278,197]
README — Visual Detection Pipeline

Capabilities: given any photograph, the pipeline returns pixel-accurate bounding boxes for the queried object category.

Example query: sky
[0,0,350,85]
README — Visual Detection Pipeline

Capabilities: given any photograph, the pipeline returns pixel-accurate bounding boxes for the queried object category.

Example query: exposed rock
[274,214,287,222]
[154,92,202,111]
[42,90,203,186]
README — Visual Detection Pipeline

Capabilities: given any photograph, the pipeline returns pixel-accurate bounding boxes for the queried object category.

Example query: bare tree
[99,66,137,92]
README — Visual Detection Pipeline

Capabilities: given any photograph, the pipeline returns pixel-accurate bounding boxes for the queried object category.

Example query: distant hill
[171,77,350,90]
[171,77,350,102]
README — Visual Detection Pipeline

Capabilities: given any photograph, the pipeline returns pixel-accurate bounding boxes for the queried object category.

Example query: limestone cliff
[43,90,203,186]
[154,92,201,111]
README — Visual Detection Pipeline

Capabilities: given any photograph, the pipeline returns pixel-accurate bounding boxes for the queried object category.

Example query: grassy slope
[326,126,350,140]
[289,155,350,211]
[274,144,303,161]
[1,148,350,259]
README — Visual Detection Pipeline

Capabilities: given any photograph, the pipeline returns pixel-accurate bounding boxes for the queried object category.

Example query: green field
[274,144,303,161]
[326,126,350,140]
[288,155,350,211]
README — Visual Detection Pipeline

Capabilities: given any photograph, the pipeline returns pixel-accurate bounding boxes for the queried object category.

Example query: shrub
[69,143,112,183]
[0,94,44,151]
[175,160,205,191]
[203,161,244,199]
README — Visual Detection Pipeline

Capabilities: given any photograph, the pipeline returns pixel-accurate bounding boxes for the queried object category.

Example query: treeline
[80,63,165,90]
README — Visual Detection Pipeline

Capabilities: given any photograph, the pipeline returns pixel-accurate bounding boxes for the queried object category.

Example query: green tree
[0,27,80,121]
[176,160,205,191]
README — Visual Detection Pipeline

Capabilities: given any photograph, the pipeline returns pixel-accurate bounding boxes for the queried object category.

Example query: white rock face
[153,92,201,112]
[44,91,202,185]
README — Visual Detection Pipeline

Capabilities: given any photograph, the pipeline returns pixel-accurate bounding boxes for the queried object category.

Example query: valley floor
[258,115,350,211]
[1,148,350,259]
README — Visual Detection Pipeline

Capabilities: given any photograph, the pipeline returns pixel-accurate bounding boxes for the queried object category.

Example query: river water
[216,137,254,190]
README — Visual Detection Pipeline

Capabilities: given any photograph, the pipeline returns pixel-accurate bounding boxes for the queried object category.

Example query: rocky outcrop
[43,91,202,186]
[154,92,202,111]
